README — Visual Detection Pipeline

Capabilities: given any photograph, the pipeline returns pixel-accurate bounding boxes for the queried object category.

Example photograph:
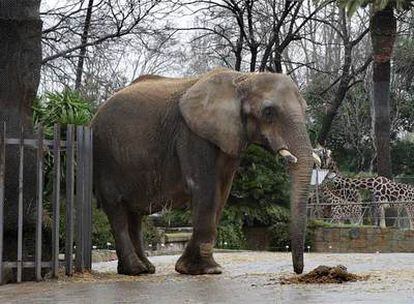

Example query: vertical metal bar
[315,169,320,218]
[65,125,75,276]
[75,126,84,272]
[0,122,6,285]
[52,124,61,278]
[88,128,93,269]
[83,127,92,270]
[17,125,24,283]
[35,126,44,281]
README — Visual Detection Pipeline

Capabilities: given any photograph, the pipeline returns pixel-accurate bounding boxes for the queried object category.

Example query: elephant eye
[262,106,277,122]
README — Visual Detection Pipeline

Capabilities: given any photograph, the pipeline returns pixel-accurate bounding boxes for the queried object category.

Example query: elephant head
[179,69,319,274]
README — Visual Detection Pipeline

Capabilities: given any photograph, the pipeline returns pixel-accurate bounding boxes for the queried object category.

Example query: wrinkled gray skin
[92,69,314,275]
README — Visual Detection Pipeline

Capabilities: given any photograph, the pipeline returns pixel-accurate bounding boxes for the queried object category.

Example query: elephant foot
[175,256,222,275]
[117,252,153,275]
[175,243,222,275]
[138,255,156,274]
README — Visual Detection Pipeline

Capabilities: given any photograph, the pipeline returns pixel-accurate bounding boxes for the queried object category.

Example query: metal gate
[0,123,93,284]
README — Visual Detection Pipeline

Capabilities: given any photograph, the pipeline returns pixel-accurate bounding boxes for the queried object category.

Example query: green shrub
[142,216,162,246]
[230,145,290,208]
[217,224,246,249]
[157,144,293,249]
[33,89,94,135]
[92,204,114,248]
[268,222,290,251]
[392,140,414,177]
[158,208,192,227]
[33,90,101,248]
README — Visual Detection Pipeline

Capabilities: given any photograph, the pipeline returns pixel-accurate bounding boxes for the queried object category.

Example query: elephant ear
[179,71,243,156]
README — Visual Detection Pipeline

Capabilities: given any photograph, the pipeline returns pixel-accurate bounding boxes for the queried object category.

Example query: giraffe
[309,177,363,224]
[310,146,363,224]
[325,173,414,229]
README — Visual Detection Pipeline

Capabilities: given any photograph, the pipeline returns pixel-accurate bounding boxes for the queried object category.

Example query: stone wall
[312,227,414,253]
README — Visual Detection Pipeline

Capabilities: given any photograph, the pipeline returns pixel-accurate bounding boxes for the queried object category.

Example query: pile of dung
[280,265,368,284]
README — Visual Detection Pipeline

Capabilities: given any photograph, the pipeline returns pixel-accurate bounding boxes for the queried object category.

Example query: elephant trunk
[285,121,314,274]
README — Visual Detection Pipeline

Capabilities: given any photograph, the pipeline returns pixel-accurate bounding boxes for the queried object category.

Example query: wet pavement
[1,252,414,303]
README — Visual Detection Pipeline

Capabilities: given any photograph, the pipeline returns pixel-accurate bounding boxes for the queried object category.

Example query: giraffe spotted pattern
[309,179,363,224]
[326,174,414,229]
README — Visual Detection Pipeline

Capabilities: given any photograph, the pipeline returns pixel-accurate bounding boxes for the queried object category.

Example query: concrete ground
[1,252,414,304]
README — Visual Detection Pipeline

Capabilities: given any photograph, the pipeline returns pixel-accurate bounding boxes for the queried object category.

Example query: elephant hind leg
[105,204,148,275]
[128,212,155,274]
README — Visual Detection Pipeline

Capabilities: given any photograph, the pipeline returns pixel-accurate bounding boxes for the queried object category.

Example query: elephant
[92,68,319,276]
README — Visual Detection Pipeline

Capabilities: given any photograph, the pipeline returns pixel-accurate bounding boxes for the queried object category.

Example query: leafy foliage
[305,78,375,172]
[216,206,246,249]
[230,145,290,208]
[156,145,292,250]
[302,74,336,145]
[33,89,94,134]
[142,216,162,247]
[33,90,102,248]
[216,145,291,249]
[157,208,192,227]
[392,140,414,177]
[394,38,414,87]
[34,89,94,194]
[334,0,413,16]
[215,203,291,250]
[92,204,115,248]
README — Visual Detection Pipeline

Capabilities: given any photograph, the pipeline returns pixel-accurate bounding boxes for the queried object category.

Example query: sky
[38,0,198,93]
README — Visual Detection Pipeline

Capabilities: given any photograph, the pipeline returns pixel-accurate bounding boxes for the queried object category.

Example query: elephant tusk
[278,149,298,164]
[312,152,322,167]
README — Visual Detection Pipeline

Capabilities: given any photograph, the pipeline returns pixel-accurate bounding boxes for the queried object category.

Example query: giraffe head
[326,171,336,179]
[323,171,351,190]
[313,145,337,171]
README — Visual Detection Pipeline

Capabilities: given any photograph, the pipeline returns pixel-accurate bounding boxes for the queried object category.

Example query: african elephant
[92,68,319,275]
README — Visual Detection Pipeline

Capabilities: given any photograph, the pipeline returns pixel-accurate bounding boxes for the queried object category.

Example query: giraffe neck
[331,175,375,191]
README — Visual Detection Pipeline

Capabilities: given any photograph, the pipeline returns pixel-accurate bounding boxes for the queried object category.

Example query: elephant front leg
[176,159,237,275]
[175,129,239,275]
[175,187,223,275]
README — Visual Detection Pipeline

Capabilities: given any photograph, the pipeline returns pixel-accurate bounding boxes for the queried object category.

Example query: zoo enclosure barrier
[308,200,414,227]
[0,123,93,284]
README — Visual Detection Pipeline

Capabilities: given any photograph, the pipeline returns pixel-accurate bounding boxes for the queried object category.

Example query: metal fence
[0,123,93,284]
[308,200,414,228]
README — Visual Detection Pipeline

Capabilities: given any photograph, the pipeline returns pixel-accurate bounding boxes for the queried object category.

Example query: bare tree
[181,0,332,74]
[317,8,371,145]
[40,0,171,93]
[75,0,94,90]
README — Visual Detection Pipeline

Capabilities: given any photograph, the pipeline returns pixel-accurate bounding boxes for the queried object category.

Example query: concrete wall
[312,227,414,253]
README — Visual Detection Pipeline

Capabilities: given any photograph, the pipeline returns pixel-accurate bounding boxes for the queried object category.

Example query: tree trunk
[249,45,258,72]
[370,7,396,178]
[75,0,94,90]
[273,47,283,73]
[0,0,43,282]
[234,33,243,72]
[0,0,42,130]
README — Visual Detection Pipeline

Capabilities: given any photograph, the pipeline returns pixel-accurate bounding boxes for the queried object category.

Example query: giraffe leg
[405,206,414,230]
[396,206,402,228]
[379,206,386,228]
